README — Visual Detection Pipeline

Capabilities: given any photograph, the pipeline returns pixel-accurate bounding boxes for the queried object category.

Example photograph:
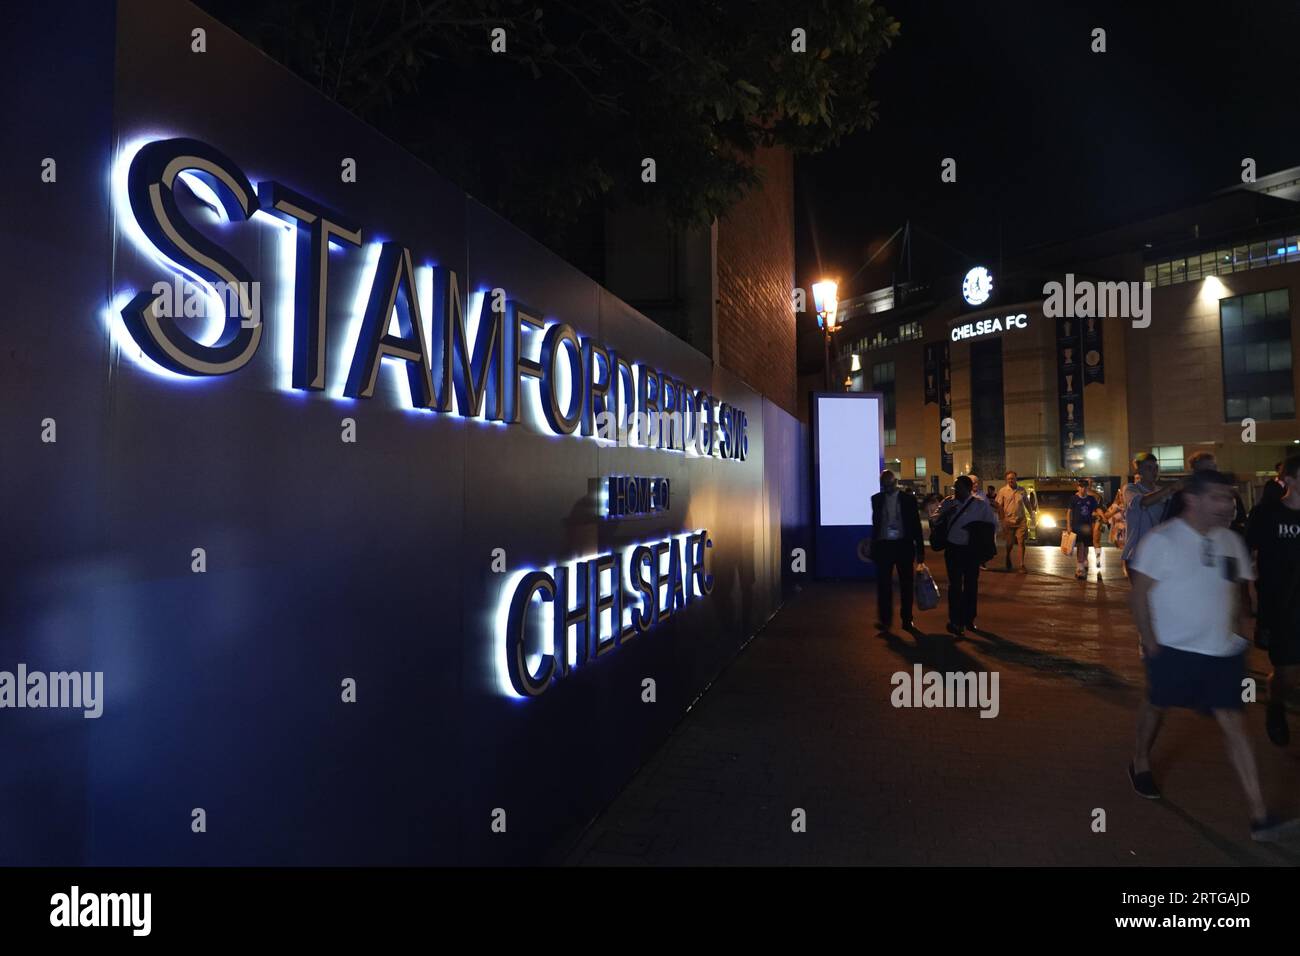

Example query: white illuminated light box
[812,393,884,578]
[962,266,993,306]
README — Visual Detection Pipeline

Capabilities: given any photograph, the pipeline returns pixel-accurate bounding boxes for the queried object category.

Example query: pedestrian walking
[993,470,1031,573]
[932,475,997,637]
[1121,451,1181,577]
[1246,454,1300,746]
[1261,474,1286,508]
[869,470,927,632]
[1104,475,1135,552]
[1167,450,1247,533]
[1067,478,1100,579]
[1127,469,1297,842]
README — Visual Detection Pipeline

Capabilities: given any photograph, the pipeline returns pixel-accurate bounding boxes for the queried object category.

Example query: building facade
[605,146,798,418]
[832,178,1300,501]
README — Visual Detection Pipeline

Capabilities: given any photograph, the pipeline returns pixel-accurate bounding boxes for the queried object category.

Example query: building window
[915,457,927,477]
[1221,289,1294,422]
[885,428,897,447]
[871,361,895,386]
[1152,445,1185,472]
[1147,237,1300,286]
[847,322,923,355]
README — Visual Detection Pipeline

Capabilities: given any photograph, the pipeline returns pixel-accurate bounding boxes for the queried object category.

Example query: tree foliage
[201,0,898,252]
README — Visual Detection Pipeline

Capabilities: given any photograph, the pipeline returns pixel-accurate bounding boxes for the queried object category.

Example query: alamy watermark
[1043,273,1150,328]
[594,408,734,454]
[890,664,1000,718]
[149,276,261,328]
[0,665,103,718]
[50,886,151,936]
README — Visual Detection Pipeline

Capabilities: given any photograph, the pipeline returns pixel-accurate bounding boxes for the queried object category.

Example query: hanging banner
[923,342,939,405]
[939,342,953,475]
[1082,314,1105,384]
[1057,316,1085,471]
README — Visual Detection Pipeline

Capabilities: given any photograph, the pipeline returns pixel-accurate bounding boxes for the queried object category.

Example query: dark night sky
[795,0,1300,299]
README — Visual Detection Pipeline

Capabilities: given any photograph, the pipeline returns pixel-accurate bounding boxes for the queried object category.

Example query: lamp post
[812,279,840,390]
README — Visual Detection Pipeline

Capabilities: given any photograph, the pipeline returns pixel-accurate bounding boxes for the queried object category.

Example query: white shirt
[993,485,1029,526]
[1130,518,1254,656]
[936,495,997,546]
[881,490,903,540]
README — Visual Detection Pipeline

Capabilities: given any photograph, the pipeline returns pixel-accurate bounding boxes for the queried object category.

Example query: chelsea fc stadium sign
[115,136,747,701]
[4,0,807,866]
[117,138,748,461]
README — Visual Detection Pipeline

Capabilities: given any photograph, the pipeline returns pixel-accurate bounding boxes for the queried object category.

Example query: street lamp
[812,279,840,390]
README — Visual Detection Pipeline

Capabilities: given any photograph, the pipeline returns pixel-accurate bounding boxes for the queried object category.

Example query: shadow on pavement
[960,627,1137,703]
[876,615,1139,705]
[875,625,991,676]
[1157,798,1300,865]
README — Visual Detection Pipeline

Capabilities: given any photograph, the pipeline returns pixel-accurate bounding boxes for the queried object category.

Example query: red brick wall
[717,147,797,416]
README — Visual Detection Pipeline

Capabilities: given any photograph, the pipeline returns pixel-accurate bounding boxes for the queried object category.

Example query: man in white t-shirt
[1127,469,1297,841]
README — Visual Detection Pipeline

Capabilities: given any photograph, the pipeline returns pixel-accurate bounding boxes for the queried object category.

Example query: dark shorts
[1144,645,1245,713]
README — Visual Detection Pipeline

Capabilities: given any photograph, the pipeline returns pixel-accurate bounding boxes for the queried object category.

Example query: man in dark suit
[870,470,926,630]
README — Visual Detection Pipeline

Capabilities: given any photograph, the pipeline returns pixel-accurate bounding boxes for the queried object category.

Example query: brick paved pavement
[568,545,1300,865]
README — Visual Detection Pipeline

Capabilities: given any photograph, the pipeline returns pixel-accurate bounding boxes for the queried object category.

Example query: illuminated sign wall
[0,0,808,867]
[115,136,748,460]
[500,530,712,698]
[603,476,671,518]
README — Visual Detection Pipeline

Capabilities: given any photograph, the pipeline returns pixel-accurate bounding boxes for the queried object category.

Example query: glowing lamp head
[812,279,839,331]
[1085,446,1102,462]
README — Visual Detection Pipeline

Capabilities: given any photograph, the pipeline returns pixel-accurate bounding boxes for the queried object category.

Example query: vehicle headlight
[1038,514,1057,529]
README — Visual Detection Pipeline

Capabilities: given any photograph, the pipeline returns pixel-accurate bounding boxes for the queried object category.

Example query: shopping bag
[914,564,940,611]
[1059,530,1077,555]
[971,521,998,565]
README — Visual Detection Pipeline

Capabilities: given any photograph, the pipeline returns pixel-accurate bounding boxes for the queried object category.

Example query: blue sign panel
[0,0,806,865]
